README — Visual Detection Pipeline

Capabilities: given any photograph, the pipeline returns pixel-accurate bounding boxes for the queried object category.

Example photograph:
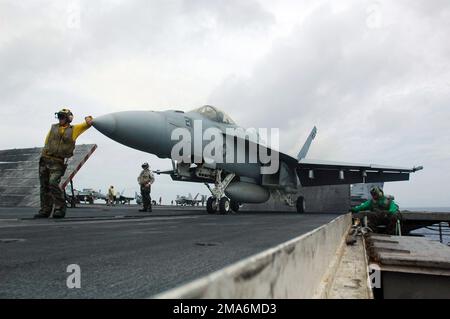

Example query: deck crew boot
[34,210,51,218]
[52,209,66,219]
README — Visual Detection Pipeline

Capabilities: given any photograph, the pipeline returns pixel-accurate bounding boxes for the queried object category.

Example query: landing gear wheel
[296,196,306,214]
[230,200,240,213]
[207,197,217,214]
[219,197,231,215]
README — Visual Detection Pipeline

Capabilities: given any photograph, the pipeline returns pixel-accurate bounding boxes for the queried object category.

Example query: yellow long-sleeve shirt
[44,121,91,145]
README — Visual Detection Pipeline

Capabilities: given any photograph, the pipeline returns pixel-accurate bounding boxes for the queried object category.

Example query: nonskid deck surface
[0,205,339,298]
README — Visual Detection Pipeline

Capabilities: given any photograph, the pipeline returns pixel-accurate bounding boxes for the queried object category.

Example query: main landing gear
[207,196,240,214]
[277,190,306,214]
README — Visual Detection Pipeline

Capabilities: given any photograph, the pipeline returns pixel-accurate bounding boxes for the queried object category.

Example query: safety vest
[137,169,154,185]
[42,124,75,159]
[372,195,394,210]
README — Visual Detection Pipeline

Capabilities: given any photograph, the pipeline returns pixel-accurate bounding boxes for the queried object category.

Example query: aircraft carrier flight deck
[0,205,339,298]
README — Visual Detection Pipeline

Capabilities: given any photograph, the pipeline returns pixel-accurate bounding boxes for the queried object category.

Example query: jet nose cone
[93,111,170,158]
[93,113,117,137]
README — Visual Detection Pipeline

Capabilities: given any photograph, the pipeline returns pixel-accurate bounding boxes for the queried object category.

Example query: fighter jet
[93,105,423,214]
[175,193,205,206]
[71,188,107,204]
[91,189,108,203]
[115,190,134,205]
[135,192,142,206]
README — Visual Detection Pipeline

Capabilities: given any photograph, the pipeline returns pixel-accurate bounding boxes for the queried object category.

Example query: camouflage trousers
[365,211,401,235]
[140,185,152,210]
[39,157,67,215]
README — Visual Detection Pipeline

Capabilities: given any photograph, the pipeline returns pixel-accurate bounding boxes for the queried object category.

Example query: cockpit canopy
[191,105,236,125]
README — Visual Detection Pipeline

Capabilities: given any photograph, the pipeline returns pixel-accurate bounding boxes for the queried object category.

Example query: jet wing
[296,159,423,187]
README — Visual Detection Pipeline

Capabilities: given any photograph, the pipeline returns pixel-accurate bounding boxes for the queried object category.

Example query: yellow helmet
[55,108,74,123]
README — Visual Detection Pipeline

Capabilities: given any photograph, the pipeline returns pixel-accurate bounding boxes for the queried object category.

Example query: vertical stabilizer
[297,126,317,160]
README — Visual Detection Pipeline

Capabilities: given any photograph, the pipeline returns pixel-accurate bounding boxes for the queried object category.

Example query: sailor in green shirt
[351,186,400,235]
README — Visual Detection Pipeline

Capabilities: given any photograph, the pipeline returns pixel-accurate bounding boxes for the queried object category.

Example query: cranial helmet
[142,162,149,169]
[370,186,384,198]
[55,108,74,123]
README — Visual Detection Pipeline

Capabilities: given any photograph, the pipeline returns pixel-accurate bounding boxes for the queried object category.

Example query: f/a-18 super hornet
[114,190,134,205]
[93,105,423,214]
[175,193,205,206]
[65,187,108,205]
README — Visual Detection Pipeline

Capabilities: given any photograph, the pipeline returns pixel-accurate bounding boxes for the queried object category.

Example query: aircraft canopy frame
[191,105,236,125]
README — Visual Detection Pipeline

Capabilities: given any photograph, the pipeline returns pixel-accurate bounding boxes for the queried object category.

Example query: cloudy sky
[1,0,449,207]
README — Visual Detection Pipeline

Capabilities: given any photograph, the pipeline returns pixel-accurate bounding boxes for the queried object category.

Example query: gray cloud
[0,0,275,204]
[0,0,274,104]
[0,0,449,206]
[210,1,450,206]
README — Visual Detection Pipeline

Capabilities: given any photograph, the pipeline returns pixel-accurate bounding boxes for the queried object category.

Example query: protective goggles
[55,112,73,121]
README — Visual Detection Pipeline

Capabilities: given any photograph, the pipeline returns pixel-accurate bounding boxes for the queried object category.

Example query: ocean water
[403,207,450,245]
[403,207,450,213]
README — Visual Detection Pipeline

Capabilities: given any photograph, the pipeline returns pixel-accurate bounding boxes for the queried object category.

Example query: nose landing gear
[205,170,236,215]
[206,196,218,214]
[219,197,231,214]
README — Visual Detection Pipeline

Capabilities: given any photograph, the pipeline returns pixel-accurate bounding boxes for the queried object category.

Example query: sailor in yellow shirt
[35,108,94,219]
